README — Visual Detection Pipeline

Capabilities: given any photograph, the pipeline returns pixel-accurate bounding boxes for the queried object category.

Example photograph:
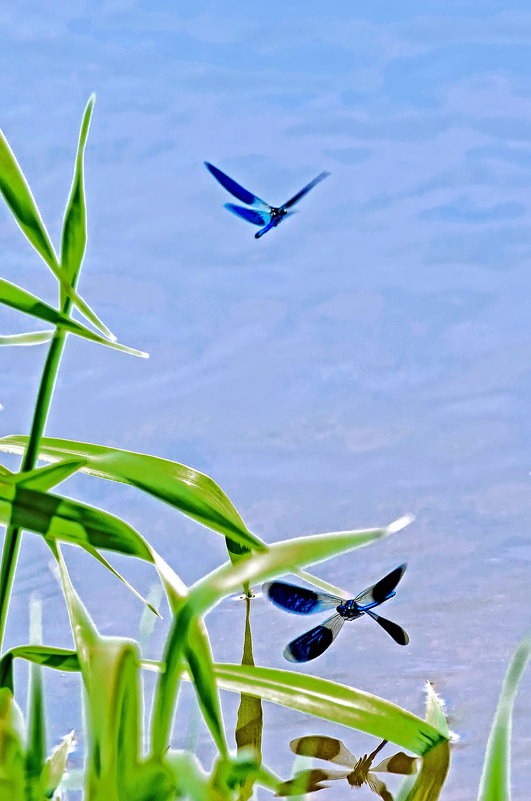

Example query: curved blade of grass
[0,278,148,358]
[60,94,93,303]
[0,646,80,692]
[0,474,153,560]
[0,436,263,551]
[212,664,445,757]
[477,634,531,801]
[151,516,411,757]
[15,459,87,491]
[0,330,54,346]
[0,126,114,340]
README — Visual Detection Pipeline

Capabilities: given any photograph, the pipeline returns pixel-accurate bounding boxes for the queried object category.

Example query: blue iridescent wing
[354,564,407,610]
[224,204,270,226]
[365,609,409,646]
[284,613,345,662]
[265,581,341,614]
[281,171,330,210]
[205,162,271,211]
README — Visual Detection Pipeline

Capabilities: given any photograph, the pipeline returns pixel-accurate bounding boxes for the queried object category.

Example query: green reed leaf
[0,472,153,561]
[0,278,148,358]
[25,596,46,793]
[477,635,531,801]
[60,94,94,302]
[212,664,445,757]
[0,689,25,800]
[0,330,53,346]
[0,124,114,340]
[40,730,75,799]
[0,436,262,551]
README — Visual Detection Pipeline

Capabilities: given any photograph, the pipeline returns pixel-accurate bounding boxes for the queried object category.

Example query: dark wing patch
[281,171,330,209]
[355,564,407,607]
[265,582,340,614]
[284,614,344,662]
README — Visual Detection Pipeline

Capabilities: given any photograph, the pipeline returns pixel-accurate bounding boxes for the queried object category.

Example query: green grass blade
[15,459,87,491]
[212,664,445,757]
[0,473,153,560]
[0,278,148,358]
[60,94,94,303]
[0,125,114,341]
[25,595,46,792]
[0,646,80,692]
[0,688,25,800]
[0,436,264,550]
[40,730,75,799]
[0,330,53,346]
[477,635,531,801]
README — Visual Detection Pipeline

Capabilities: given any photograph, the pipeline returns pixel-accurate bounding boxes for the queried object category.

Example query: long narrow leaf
[0,473,153,560]
[25,596,46,791]
[477,635,531,801]
[0,278,148,358]
[0,688,25,800]
[212,664,445,758]
[0,436,263,551]
[60,94,93,302]
[0,330,53,346]
[0,126,114,340]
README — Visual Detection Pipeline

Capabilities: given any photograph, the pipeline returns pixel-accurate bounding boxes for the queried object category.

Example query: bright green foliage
[0,436,263,552]
[0,688,25,801]
[0,469,153,560]
[212,664,445,756]
[0,278,147,357]
[477,635,531,801]
[0,122,113,340]
[60,94,94,303]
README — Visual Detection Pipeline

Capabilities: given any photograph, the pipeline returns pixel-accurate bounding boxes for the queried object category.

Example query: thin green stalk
[0,328,67,649]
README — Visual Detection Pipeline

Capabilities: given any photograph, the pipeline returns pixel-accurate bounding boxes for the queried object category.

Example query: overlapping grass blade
[0,473,153,560]
[211,664,445,757]
[60,94,93,303]
[0,278,148,358]
[0,645,80,692]
[0,125,114,340]
[15,459,87,491]
[0,330,53,346]
[477,635,531,801]
[0,436,263,551]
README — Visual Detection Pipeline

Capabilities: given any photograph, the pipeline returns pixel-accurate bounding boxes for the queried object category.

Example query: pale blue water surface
[1,2,531,799]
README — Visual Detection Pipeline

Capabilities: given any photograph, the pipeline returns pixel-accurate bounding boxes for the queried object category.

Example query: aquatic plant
[0,97,527,801]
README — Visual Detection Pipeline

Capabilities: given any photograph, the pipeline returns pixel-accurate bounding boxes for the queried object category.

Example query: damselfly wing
[264,564,408,662]
[205,162,329,238]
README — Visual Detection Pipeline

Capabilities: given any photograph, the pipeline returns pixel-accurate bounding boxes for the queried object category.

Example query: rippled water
[2,3,531,799]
